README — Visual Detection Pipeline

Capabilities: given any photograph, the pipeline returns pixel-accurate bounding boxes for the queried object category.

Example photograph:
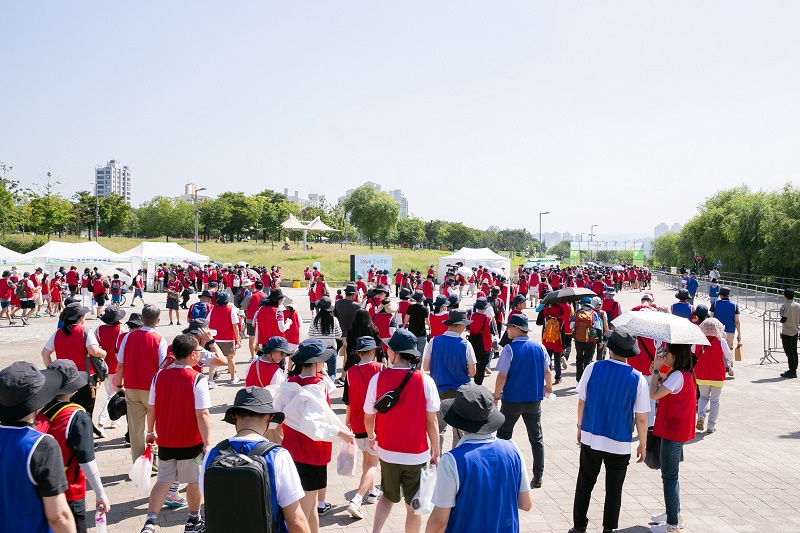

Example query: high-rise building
[671,223,683,233]
[95,160,131,205]
[175,183,213,203]
[284,188,326,209]
[654,223,669,238]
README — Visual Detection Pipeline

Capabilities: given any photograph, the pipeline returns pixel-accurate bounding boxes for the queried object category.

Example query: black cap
[0,362,61,422]
[443,310,472,326]
[48,360,88,395]
[440,383,505,435]
[291,338,334,364]
[63,303,91,322]
[604,327,640,358]
[183,318,210,335]
[224,387,285,425]
[126,313,144,327]
[316,296,333,311]
[505,313,530,332]
[344,284,357,295]
[99,305,126,324]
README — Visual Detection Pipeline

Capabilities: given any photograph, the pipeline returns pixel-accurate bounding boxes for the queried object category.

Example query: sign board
[350,254,392,282]
[694,255,703,264]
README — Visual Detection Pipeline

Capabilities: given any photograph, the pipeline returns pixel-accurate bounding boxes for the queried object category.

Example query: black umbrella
[116,267,132,277]
[541,287,597,305]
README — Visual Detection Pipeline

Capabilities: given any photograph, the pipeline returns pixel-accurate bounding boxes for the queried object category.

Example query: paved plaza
[1,282,798,533]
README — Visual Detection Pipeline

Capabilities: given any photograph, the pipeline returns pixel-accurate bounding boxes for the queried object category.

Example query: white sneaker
[108,421,119,430]
[347,500,364,519]
[207,380,217,389]
[650,513,684,529]
[650,524,681,533]
[365,486,382,504]
[230,375,241,385]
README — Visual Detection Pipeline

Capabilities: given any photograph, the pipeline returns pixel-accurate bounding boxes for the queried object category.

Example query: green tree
[198,198,232,241]
[98,194,131,237]
[28,174,73,237]
[762,185,800,279]
[0,162,23,236]
[217,192,260,241]
[71,191,96,239]
[395,217,426,247]
[137,196,175,240]
[255,190,296,247]
[343,186,400,249]
[441,222,474,250]
[548,240,571,261]
[424,219,447,249]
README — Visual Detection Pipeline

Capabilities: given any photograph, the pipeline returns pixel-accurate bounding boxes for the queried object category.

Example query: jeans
[660,438,684,527]
[574,341,595,382]
[547,349,562,380]
[781,333,798,373]
[697,384,722,429]
[572,444,630,530]
[497,401,544,479]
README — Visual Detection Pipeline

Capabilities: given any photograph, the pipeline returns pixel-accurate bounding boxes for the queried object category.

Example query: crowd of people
[0,257,786,533]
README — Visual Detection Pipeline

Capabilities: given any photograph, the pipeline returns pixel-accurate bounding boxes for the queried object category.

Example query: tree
[217,192,260,242]
[424,219,447,249]
[548,240,571,261]
[255,190,296,247]
[343,186,399,249]
[0,162,23,237]
[137,197,175,240]
[98,194,131,237]
[441,222,474,250]
[71,191,96,239]
[28,174,73,237]
[198,198,232,241]
[395,217,426,247]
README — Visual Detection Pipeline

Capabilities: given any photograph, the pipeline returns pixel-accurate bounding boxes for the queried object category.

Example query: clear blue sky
[2,2,799,238]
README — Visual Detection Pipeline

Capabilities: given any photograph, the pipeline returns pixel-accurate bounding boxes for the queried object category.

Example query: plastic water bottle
[95,509,107,533]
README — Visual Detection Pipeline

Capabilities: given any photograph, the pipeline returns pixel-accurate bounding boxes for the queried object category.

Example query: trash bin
[293,281,301,288]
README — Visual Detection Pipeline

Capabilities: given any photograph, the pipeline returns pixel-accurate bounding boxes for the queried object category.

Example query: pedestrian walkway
[1,286,797,532]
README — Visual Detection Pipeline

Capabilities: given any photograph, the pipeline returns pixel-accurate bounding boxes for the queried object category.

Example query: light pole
[194,187,207,253]
[538,212,550,257]
[590,224,598,261]
[92,181,99,242]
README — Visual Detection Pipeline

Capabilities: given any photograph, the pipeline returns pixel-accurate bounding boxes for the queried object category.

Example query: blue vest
[429,335,471,394]
[713,299,737,333]
[0,425,51,533]
[446,439,522,533]
[709,284,720,298]
[581,361,640,443]
[502,338,546,403]
[205,438,286,533]
[686,278,698,295]
[671,302,693,319]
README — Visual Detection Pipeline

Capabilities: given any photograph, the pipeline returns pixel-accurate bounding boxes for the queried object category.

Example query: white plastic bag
[336,441,357,477]
[129,445,153,496]
[411,464,437,515]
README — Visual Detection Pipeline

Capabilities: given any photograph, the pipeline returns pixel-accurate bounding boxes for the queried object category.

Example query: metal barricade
[762,308,783,364]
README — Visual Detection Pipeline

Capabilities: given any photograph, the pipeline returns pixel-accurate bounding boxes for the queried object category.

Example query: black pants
[781,333,798,372]
[574,341,595,382]
[424,298,434,313]
[497,401,544,479]
[573,444,630,530]
[473,350,490,385]
[67,498,87,533]
[562,332,573,357]
[181,289,191,308]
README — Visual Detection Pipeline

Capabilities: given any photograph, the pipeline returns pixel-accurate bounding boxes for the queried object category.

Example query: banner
[350,254,392,282]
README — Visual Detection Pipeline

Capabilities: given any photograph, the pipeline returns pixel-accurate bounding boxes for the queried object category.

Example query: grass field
[52,235,450,282]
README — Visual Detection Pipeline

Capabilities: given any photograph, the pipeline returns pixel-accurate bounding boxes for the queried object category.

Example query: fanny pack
[374,369,415,414]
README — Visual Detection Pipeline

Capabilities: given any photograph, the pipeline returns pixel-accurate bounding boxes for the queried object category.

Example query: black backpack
[204,439,280,533]
[15,281,27,299]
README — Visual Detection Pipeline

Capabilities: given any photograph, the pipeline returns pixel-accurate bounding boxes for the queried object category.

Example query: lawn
[53,235,450,282]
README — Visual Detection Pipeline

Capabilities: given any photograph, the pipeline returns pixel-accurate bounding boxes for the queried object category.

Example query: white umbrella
[236,261,248,267]
[612,310,710,345]
[490,267,504,275]
[457,266,472,278]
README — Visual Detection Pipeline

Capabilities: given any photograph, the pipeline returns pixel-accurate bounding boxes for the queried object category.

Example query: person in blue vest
[685,271,699,304]
[710,286,740,376]
[569,327,650,533]
[493,313,552,489]
[0,361,76,533]
[426,383,532,533]
[670,289,694,320]
[422,310,477,450]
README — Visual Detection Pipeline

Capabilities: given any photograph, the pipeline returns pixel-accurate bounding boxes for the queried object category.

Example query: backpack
[15,281,27,299]
[204,439,280,533]
[191,301,209,320]
[574,309,597,343]
[542,317,562,344]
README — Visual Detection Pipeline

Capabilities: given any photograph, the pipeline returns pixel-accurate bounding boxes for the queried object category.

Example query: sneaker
[531,476,543,488]
[347,500,364,519]
[141,524,156,533]
[131,304,136,307]
[365,486,382,503]
[485,368,491,375]
[317,503,332,516]
[334,378,345,387]
[108,421,119,429]
[212,371,222,380]
[650,524,681,533]
[207,380,217,389]
[727,365,734,377]
[568,528,587,533]
[696,418,705,431]
[650,513,684,529]
[184,517,206,532]
[176,321,181,326]
[230,375,241,385]
[707,426,716,433]
[554,378,562,385]
[781,371,797,379]
[94,425,106,439]
[165,493,188,508]
[562,359,568,370]
[21,317,29,326]
[169,322,173,326]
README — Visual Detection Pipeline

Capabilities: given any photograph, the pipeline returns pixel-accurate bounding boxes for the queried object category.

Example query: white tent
[122,242,210,290]
[19,241,130,271]
[281,215,340,250]
[437,247,511,284]
[0,244,33,266]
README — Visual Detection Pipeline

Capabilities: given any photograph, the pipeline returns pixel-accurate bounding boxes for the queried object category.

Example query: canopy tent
[19,241,130,271]
[281,215,340,250]
[436,247,511,284]
[122,242,210,291]
[0,244,33,266]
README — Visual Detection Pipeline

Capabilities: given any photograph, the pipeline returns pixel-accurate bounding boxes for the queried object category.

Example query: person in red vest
[245,336,291,387]
[421,274,436,313]
[94,306,126,433]
[364,329,441,533]
[245,279,268,360]
[355,274,368,302]
[208,292,241,385]
[601,287,622,323]
[164,272,182,325]
[91,274,108,319]
[66,265,79,297]
[468,301,496,384]
[649,344,697,533]
[50,272,64,315]
[41,303,107,433]
[253,289,290,347]
[143,335,212,533]
[694,318,728,434]
[38,360,111,533]
[116,304,168,462]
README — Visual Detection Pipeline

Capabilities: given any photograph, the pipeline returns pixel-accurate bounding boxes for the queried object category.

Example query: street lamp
[91,181,99,242]
[194,187,207,253]
[538,212,550,257]
[590,224,598,261]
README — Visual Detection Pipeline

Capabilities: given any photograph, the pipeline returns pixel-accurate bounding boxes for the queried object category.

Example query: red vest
[209,304,236,341]
[694,337,726,382]
[35,402,85,502]
[66,270,78,286]
[468,313,493,353]
[95,324,121,375]
[653,370,697,443]
[284,309,301,344]
[154,367,204,448]
[429,313,448,338]
[628,337,656,376]
[245,291,267,320]
[54,326,90,374]
[281,375,332,465]
[245,359,282,387]
[346,362,382,434]
[122,329,163,390]
[373,313,393,351]
[254,306,284,344]
[397,301,410,323]
[375,370,428,454]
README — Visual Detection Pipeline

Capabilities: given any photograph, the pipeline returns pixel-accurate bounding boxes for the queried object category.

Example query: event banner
[350,254,392,282]
[569,241,645,252]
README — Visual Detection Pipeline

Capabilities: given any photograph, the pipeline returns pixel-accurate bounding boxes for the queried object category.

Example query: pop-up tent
[437,247,511,284]
[282,214,340,250]
[122,242,210,291]
[0,244,33,266]
[19,241,130,272]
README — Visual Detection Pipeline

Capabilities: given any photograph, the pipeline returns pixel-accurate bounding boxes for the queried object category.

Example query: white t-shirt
[199,435,306,508]
[577,359,650,455]
[662,371,684,394]
[44,327,99,352]
[363,367,440,465]
[432,434,530,508]
[422,331,477,367]
[148,365,212,410]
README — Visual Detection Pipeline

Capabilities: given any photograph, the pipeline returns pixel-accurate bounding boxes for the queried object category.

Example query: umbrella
[115,267,131,277]
[611,265,624,272]
[541,287,597,305]
[210,260,222,266]
[612,310,710,345]
[247,268,259,278]
[457,266,472,278]
[236,261,247,267]
[490,267,504,275]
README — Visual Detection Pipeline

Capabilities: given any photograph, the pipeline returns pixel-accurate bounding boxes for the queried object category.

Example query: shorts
[0,299,8,309]
[380,460,425,505]
[246,322,256,336]
[309,301,316,312]
[68,284,78,293]
[111,294,121,304]
[42,294,51,300]
[134,288,143,298]
[165,298,179,310]
[294,461,327,491]
[156,457,201,484]
[355,437,379,457]
[217,341,236,358]
[21,300,35,309]
[94,294,106,306]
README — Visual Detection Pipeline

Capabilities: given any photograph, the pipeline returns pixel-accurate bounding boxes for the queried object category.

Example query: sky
[2,2,800,240]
